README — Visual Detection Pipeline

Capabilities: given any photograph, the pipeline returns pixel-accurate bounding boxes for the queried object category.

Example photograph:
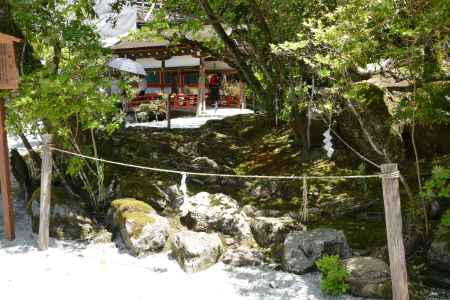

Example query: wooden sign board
[0,33,21,90]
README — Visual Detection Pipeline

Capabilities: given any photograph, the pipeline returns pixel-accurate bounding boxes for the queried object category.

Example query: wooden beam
[381,163,409,300]
[38,134,53,250]
[0,98,14,240]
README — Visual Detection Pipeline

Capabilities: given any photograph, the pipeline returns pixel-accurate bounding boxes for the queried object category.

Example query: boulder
[250,216,303,248]
[343,256,392,299]
[108,198,170,256]
[171,230,224,273]
[180,192,252,241]
[282,228,351,274]
[222,247,264,267]
[164,184,184,210]
[29,187,96,240]
[426,228,450,289]
[427,241,450,273]
[192,156,220,171]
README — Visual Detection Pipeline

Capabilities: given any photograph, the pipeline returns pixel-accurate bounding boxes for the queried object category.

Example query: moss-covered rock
[108,198,170,256]
[171,230,224,273]
[344,256,392,299]
[28,187,96,240]
[250,216,304,248]
[180,192,253,241]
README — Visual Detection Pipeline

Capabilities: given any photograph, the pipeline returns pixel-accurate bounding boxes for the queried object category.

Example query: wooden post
[381,163,409,300]
[162,59,170,129]
[38,134,53,250]
[239,81,246,109]
[197,57,205,116]
[0,98,14,240]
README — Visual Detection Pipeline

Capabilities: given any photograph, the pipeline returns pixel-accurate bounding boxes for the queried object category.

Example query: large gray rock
[427,241,450,272]
[250,216,303,248]
[29,187,96,240]
[282,228,351,274]
[180,192,252,241]
[344,256,392,299]
[108,198,170,256]
[426,234,450,289]
[222,247,264,267]
[171,230,224,273]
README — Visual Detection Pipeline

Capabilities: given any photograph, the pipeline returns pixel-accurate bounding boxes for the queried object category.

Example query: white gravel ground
[1,134,367,300]
[127,108,255,129]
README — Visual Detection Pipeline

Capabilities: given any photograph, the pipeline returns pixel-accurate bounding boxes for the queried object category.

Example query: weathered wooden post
[0,97,14,240]
[0,32,21,241]
[38,134,53,250]
[196,57,205,116]
[381,163,409,300]
[161,59,170,129]
[239,81,246,109]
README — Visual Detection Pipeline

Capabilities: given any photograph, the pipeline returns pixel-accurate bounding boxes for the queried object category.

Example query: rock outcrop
[222,247,264,267]
[250,216,303,248]
[108,198,170,256]
[29,187,96,240]
[426,225,450,289]
[344,256,392,298]
[282,228,351,274]
[171,230,224,273]
[180,192,252,241]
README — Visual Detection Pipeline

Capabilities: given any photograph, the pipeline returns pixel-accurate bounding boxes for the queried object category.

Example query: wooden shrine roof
[111,40,205,60]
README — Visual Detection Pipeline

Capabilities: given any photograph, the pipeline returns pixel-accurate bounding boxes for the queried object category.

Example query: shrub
[316,255,349,296]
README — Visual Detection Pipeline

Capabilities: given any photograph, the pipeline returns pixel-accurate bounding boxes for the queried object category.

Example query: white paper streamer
[322,128,334,158]
[180,172,188,203]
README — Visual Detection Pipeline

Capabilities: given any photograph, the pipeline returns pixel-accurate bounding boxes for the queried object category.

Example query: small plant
[441,210,450,227]
[423,166,450,200]
[316,255,349,296]
[422,166,450,227]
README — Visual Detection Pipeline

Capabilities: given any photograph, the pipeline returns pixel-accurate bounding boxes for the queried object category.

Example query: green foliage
[316,255,349,296]
[6,0,125,212]
[441,210,450,228]
[423,166,450,200]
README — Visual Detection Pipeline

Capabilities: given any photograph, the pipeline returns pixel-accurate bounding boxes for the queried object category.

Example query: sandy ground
[127,108,255,129]
[0,134,367,300]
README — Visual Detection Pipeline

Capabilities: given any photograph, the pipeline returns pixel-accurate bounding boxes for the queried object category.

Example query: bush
[316,255,349,296]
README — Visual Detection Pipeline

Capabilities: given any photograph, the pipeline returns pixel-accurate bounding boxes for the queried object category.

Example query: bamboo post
[38,134,53,250]
[381,163,409,300]
[0,98,14,240]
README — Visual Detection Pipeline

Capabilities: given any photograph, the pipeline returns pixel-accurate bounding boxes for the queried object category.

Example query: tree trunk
[197,0,266,100]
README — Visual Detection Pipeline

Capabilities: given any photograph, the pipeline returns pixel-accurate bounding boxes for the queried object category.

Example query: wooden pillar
[162,60,170,129]
[197,57,206,116]
[239,81,246,109]
[0,98,14,240]
[381,163,409,300]
[38,134,53,250]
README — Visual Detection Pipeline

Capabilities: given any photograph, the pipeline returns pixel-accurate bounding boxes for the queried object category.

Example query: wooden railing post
[381,163,409,300]
[38,134,53,250]
[0,98,14,240]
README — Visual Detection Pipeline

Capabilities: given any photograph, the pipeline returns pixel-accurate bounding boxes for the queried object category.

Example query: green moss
[436,223,450,245]
[121,211,156,238]
[380,280,393,299]
[311,217,386,250]
[111,198,153,212]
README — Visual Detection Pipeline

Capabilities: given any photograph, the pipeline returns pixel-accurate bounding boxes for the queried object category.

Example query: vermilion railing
[127,93,240,111]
